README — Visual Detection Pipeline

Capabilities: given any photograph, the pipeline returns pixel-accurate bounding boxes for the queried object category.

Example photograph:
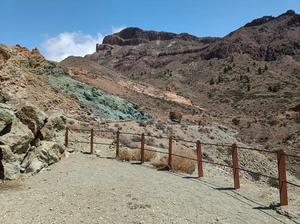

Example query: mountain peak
[101,27,200,46]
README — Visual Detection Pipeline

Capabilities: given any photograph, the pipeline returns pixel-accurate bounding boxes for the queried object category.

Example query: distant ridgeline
[43,64,149,120]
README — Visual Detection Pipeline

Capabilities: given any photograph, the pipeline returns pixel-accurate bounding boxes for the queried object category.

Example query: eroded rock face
[14,102,48,135]
[100,27,201,48]
[40,112,66,141]
[0,103,14,135]
[0,102,66,179]
[21,142,65,174]
[0,117,34,154]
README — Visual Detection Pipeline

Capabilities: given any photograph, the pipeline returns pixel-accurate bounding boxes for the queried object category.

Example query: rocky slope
[0,44,148,180]
[61,10,300,177]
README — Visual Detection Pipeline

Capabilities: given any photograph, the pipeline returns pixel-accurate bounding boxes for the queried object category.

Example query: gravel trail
[0,153,299,224]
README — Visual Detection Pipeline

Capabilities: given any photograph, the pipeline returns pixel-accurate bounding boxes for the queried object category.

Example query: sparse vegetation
[251,171,262,181]
[268,178,279,188]
[117,147,157,162]
[258,67,262,75]
[151,148,196,174]
[232,118,240,125]
[216,146,226,154]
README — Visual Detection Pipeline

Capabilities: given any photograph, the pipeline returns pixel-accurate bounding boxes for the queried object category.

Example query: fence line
[64,127,300,207]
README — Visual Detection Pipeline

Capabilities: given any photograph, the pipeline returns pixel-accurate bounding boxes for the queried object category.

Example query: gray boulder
[22,141,65,174]
[1,145,21,180]
[0,117,34,154]
[0,103,14,134]
[14,102,48,135]
[40,112,66,140]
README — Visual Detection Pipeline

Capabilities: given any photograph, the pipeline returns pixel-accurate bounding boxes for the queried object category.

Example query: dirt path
[0,153,299,224]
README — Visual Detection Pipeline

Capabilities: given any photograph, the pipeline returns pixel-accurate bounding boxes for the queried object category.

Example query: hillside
[61,10,300,175]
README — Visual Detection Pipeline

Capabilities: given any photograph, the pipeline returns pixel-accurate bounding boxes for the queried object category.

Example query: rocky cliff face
[101,27,202,47]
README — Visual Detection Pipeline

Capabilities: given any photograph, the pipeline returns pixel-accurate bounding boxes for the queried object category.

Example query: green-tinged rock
[46,73,149,120]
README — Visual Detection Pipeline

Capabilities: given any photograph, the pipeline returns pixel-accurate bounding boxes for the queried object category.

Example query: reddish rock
[169,110,182,123]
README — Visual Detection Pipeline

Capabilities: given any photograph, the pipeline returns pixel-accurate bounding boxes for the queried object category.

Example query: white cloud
[41,26,127,62]
[41,31,104,62]
[112,25,126,34]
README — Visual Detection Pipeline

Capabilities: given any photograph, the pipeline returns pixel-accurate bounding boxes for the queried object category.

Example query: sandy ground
[0,150,299,224]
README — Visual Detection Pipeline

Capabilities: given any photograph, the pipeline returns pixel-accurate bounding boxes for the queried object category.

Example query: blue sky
[1,0,299,61]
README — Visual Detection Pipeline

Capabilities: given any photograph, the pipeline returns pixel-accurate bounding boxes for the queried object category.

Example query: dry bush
[144,147,157,161]
[155,120,166,131]
[151,148,197,174]
[118,147,157,162]
[268,178,279,188]
[172,148,197,174]
[118,148,131,161]
[89,120,98,127]
[145,137,156,146]
[266,155,273,162]
[131,147,157,162]
[131,135,141,142]
[120,136,132,147]
[151,156,168,169]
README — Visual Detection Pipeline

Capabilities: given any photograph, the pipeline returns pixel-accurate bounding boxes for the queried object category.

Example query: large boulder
[0,117,34,154]
[21,141,65,174]
[0,103,14,134]
[40,112,66,140]
[0,102,68,179]
[169,110,182,123]
[1,145,21,180]
[14,102,48,135]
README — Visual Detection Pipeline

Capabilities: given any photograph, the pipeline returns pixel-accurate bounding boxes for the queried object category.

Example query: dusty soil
[0,150,299,224]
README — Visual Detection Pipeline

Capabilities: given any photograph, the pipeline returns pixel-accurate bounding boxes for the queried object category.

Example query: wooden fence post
[116,130,120,158]
[168,136,172,170]
[197,140,203,178]
[90,128,94,154]
[277,149,288,206]
[141,133,145,164]
[232,143,240,189]
[65,127,69,148]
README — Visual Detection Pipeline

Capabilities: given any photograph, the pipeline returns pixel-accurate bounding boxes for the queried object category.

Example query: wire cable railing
[64,127,300,207]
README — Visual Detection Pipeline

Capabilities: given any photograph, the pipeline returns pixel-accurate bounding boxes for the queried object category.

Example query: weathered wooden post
[277,149,288,206]
[197,140,203,178]
[232,143,240,189]
[168,136,172,170]
[116,130,120,158]
[141,133,145,164]
[90,128,94,154]
[65,127,69,148]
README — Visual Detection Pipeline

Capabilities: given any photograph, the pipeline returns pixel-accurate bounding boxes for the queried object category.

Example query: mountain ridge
[61,9,300,174]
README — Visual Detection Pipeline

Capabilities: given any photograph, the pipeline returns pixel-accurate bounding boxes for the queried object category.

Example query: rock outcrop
[169,110,182,123]
[99,27,218,49]
[0,102,66,180]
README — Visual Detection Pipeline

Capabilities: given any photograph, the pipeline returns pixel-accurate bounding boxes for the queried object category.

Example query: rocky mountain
[0,10,300,180]
[62,10,300,174]
[202,9,300,61]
